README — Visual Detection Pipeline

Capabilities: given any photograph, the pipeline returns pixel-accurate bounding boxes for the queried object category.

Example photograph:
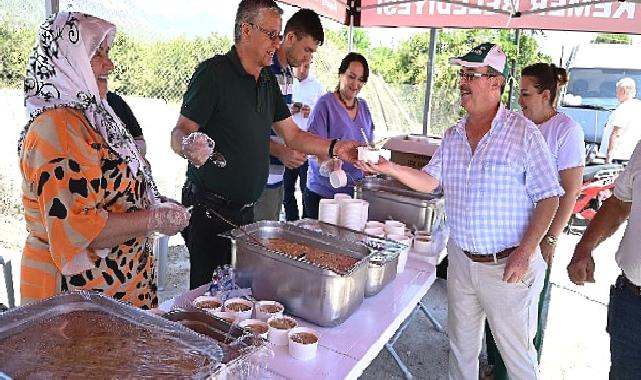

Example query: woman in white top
[486,63,586,378]
[519,62,585,266]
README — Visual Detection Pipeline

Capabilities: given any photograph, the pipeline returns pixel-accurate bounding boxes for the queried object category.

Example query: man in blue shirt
[253,8,324,221]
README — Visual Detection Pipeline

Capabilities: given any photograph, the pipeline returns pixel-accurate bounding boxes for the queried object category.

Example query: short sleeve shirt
[424,105,563,253]
[612,141,641,285]
[608,98,641,161]
[537,112,585,172]
[180,46,291,204]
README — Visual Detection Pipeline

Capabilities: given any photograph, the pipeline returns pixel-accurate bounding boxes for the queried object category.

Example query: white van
[559,43,641,156]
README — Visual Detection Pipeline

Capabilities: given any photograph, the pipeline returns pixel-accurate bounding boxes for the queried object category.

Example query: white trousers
[447,241,546,380]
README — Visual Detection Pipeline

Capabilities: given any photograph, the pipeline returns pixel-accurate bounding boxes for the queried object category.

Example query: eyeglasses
[248,23,282,42]
[458,71,497,81]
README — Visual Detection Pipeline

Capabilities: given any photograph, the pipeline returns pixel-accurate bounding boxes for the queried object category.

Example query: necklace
[336,90,357,111]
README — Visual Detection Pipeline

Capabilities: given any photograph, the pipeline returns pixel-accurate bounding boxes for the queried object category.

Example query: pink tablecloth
[160,252,436,380]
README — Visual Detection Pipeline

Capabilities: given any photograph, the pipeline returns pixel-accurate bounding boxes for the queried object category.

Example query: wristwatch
[543,234,557,247]
[329,138,338,159]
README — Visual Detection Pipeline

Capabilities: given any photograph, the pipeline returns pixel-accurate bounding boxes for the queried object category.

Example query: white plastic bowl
[288,327,320,361]
[223,298,254,321]
[267,316,298,346]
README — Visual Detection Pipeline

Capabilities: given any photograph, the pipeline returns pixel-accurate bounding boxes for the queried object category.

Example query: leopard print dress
[20,108,157,309]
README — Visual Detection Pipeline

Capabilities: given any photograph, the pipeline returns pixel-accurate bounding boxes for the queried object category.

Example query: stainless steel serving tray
[355,176,445,232]
[291,219,402,297]
[164,309,267,379]
[226,221,371,327]
[0,291,223,379]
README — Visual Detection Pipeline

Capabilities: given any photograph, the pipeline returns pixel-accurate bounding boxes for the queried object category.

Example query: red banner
[359,0,641,34]
[277,0,349,24]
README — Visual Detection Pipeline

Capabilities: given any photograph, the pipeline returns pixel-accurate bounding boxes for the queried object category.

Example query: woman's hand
[540,242,556,267]
[147,203,190,236]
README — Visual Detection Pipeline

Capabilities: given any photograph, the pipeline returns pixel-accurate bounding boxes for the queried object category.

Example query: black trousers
[283,161,308,221]
[303,188,326,220]
[181,182,254,289]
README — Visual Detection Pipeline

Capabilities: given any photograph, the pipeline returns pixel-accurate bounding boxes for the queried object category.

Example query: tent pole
[45,0,59,15]
[507,28,521,110]
[422,28,438,135]
[347,1,355,53]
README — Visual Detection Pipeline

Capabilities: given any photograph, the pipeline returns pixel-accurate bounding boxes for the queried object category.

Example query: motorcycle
[566,144,624,234]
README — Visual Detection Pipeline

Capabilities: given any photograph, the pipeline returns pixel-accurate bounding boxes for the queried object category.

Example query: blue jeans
[607,276,641,380]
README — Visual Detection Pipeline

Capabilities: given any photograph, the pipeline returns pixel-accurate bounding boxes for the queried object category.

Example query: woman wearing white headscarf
[18,12,189,308]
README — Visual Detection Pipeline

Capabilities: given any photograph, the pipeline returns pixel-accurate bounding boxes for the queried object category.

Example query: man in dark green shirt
[171,0,359,289]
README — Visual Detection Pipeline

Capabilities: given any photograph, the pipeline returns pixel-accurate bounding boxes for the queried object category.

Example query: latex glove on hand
[181,132,214,167]
[319,158,342,177]
[147,202,191,236]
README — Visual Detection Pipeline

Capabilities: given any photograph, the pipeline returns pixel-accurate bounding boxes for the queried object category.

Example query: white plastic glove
[147,202,190,236]
[319,158,342,177]
[181,132,214,167]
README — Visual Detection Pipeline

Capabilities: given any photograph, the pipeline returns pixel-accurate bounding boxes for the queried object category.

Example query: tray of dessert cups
[224,221,373,327]
[0,291,223,379]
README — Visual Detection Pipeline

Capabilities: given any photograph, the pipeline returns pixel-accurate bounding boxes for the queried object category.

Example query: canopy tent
[279,0,641,33]
[360,0,641,34]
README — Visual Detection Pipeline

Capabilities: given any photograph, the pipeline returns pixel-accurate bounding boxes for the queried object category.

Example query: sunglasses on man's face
[248,23,282,42]
[458,70,497,81]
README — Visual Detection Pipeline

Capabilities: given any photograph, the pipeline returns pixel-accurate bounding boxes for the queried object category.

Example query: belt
[463,246,517,263]
[619,274,641,298]
[189,182,254,211]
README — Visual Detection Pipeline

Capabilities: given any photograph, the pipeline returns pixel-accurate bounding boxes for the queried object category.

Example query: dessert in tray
[260,237,359,273]
[0,310,214,379]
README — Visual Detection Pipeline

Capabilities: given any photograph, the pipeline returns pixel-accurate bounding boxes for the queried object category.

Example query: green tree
[592,33,632,45]
[325,28,371,53]
[0,21,36,89]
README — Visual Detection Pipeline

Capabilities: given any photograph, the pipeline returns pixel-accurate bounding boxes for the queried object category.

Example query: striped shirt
[424,105,563,254]
[267,55,294,186]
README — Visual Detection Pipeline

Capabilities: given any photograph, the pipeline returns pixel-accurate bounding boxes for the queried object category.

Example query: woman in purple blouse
[304,52,374,219]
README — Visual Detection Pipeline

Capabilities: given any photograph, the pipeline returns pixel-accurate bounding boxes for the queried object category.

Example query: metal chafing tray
[0,291,223,379]
[290,219,401,297]
[226,221,371,327]
[355,176,445,233]
[163,309,269,379]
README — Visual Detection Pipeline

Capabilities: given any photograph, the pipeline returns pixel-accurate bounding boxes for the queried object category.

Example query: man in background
[283,60,325,220]
[568,141,641,378]
[600,78,641,164]
[253,8,324,221]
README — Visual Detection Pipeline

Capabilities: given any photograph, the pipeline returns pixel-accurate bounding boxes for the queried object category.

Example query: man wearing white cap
[359,42,563,379]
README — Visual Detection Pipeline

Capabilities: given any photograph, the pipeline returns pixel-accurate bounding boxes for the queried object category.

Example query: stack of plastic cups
[364,221,385,237]
[318,199,340,225]
[339,199,365,231]
[359,200,369,231]
[387,234,411,273]
[333,193,352,201]
[384,220,406,236]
